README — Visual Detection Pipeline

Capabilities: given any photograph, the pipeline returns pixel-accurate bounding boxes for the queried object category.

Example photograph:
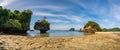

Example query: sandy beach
[0,33,120,50]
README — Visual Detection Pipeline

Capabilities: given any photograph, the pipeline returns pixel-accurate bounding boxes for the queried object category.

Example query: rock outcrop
[34,17,50,33]
[69,28,75,31]
[83,21,102,33]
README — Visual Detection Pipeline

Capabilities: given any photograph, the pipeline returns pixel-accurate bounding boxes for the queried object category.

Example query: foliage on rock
[84,21,102,33]
[0,6,32,32]
[34,17,50,33]
[4,19,22,30]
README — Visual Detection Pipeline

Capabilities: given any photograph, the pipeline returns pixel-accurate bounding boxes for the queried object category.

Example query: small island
[34,17,50,33]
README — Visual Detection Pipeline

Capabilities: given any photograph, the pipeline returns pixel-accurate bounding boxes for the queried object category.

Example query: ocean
[27,30,90,37]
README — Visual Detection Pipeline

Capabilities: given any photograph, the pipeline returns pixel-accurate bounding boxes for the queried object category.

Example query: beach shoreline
[0,33,120,50]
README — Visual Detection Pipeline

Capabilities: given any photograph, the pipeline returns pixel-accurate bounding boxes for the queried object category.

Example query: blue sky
[0,0,120,30]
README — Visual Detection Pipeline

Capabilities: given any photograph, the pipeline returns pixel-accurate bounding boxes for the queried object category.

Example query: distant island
[69,28,75,31]
[103,27,120,32]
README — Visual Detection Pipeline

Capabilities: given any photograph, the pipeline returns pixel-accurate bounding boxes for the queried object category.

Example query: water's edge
[27,30,86,37]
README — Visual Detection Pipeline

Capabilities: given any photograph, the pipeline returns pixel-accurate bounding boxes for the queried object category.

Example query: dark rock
[34,17,50,33]
[69,28,75,31]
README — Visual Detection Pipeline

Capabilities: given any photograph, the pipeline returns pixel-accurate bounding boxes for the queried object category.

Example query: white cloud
[0,0,17,7]
[69,16,81,22]
[49,19,63,23]
[28,5,67,11]
[105,0,120,21]
[69,0,110,17]
[34,12,84,23]
[34,12,56,17]
[48,19,69,24]
[102,19,109,23]
[111,4,120,20]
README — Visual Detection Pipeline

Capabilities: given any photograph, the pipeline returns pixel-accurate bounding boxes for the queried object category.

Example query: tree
[0,8,11,29]
[4,19,22,30]
[0,7,32,33]
[21,9,32,30]
[14,10,20,14]
[34,17,50,33]
[83,21,102,33]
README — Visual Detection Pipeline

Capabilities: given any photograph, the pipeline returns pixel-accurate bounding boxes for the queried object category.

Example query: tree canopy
[4,19,22,30]
[0,6,32,33]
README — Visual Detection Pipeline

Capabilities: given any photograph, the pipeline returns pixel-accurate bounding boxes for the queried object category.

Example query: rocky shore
[0,33,120,50]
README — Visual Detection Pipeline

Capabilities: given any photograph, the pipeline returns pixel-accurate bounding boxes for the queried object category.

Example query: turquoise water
[27,30,85,37]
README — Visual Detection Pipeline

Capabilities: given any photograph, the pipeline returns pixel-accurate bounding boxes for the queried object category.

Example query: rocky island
[83,21,102,33]
[69,28,75,31]
[34,17,50,33]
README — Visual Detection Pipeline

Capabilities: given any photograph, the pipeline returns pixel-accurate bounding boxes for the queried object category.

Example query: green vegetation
[0,6,32,33]
[34,17,50,33]
[4,19,22,30]
[83,21,102,33]
[103,27,120,32]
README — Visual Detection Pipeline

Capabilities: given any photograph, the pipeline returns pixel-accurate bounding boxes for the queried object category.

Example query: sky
[0,0,120,30]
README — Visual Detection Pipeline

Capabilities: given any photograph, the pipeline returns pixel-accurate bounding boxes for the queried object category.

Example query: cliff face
[83,21,102,33]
